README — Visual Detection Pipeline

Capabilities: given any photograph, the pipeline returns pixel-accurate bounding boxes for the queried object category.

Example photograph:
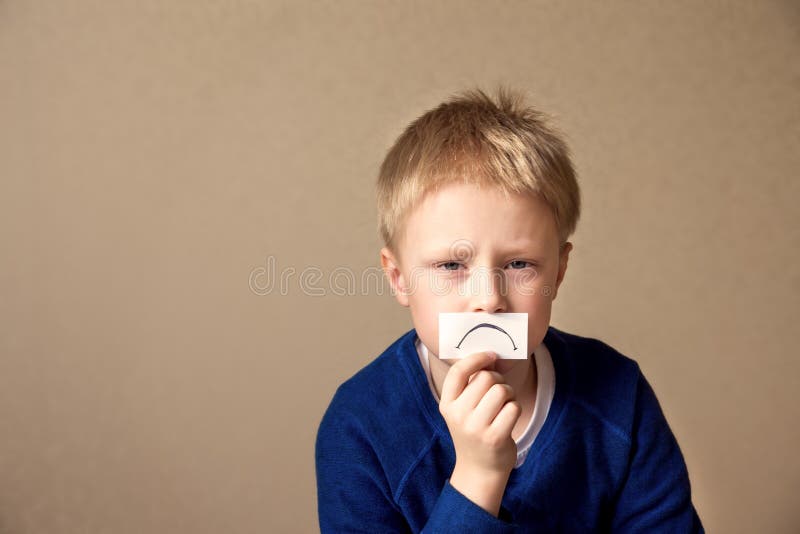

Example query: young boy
[315,87,704,532]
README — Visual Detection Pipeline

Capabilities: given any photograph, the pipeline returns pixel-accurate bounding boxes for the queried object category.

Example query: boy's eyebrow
[420,241,548,260]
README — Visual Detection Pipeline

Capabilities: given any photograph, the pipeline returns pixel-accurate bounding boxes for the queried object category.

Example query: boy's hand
[438,351,521,517]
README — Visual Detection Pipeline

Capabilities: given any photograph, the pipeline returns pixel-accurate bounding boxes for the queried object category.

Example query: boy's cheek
[510,276,545,298]
[528,317,551,348]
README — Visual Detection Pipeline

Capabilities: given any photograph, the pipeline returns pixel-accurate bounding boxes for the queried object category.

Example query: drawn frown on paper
[438,312,528,360]
[455,323,518,351]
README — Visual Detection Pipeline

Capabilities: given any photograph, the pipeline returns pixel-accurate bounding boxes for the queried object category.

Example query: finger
[459,370,506,410]
[439,351,496,404]
[471,383,515,427]
[489,400,522,438]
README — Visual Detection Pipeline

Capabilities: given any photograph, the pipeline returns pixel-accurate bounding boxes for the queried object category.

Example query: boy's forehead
[410,209,558,245]
[397,183,560,256]
[409,219,557,257]
[411,183,554,222]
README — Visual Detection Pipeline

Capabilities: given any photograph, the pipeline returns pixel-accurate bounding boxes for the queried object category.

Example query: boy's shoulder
[322,329,420,418]
[547,325,642,383]
[547,325,653,439]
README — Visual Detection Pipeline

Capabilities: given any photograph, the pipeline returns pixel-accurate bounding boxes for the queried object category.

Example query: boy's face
[381,182,572,370]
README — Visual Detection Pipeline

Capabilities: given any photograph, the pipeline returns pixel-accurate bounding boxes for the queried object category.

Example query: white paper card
[438,312,528,359]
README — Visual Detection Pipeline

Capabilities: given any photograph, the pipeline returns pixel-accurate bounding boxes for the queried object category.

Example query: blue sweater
[315,326,704,532]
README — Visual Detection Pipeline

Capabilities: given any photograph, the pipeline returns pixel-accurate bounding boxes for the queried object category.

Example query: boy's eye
[436,261,536,271]
[437,261,463,271]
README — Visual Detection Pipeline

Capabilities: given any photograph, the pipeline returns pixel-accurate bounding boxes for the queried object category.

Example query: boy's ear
[552,241,573,301]
[380,246,410,307]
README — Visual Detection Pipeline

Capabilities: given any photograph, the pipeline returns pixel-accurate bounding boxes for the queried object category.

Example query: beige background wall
[1,1,798,532]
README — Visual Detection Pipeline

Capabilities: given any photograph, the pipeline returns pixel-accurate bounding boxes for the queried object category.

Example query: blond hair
[376,86,581,254]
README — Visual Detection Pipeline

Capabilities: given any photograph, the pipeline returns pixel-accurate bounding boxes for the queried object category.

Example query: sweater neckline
[397,326,573,481]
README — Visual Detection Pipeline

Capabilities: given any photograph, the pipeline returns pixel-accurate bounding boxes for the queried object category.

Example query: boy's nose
[468,267,508,313]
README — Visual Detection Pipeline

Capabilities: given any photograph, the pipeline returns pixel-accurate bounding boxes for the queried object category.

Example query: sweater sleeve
[423,479,520,533]
[611,370,705,533]
[315,398,521,533]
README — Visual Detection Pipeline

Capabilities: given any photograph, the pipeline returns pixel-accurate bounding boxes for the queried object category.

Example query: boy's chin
[433,354,531,375]
[436,355,529,375]
[492,357,529,374]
